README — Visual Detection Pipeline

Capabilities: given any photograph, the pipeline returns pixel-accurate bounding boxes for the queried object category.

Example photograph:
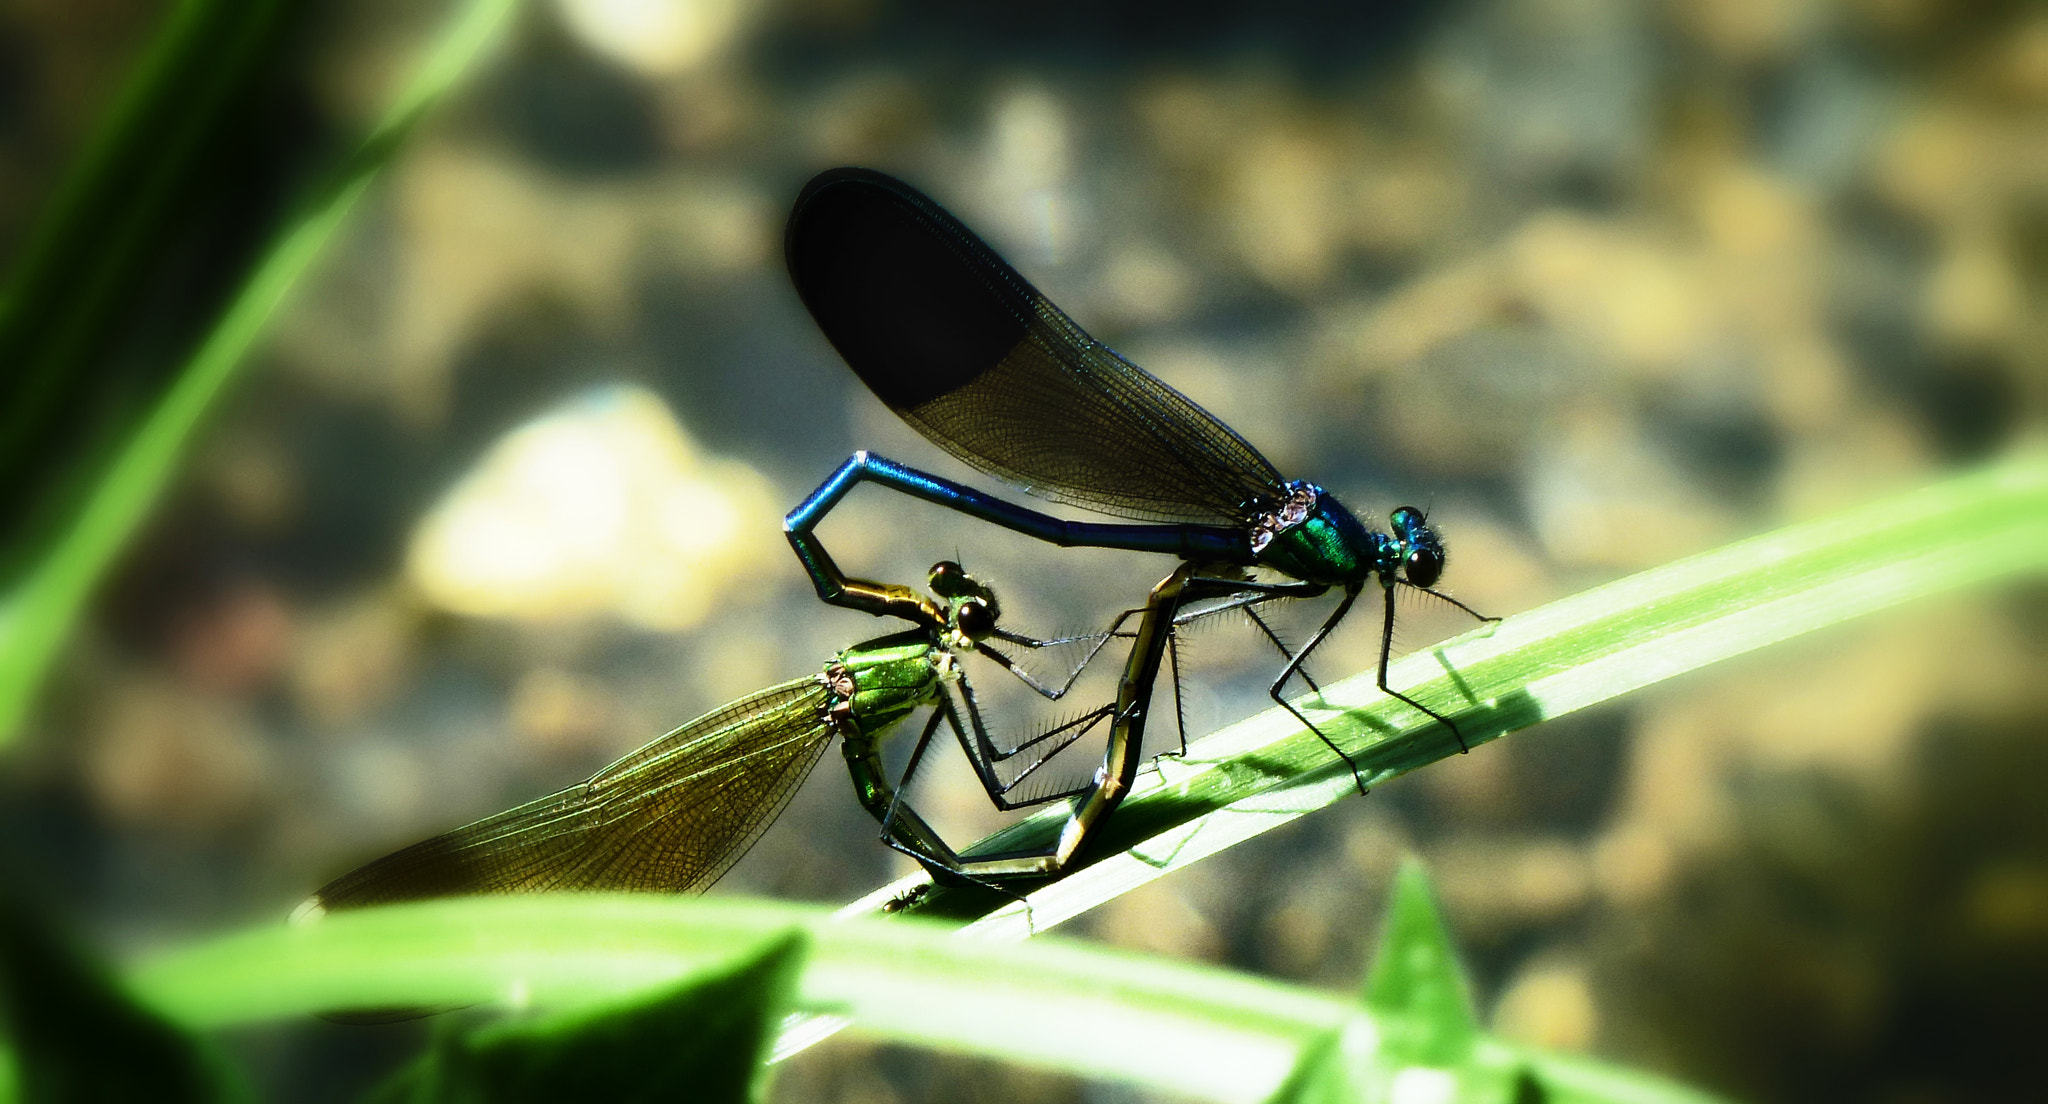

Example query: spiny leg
[1405,583,1500,625]
[919,695,1127,910]
[1170,580,1315,626]
[1243,605,1323,695]
[941,666,1103,807]
[992,623,1139,648]
[875,705,1031,906]
[986,709,1116,805]
[1132,576,1322,764]
[978,604,1149,701]
[1374,582,1471,754]
[1263,586,1370,796]
[1161,584,1301,758]
[1159,574,1341,771]
[873,709,1025,905]
[873,711,975,876]
[1164,626,1189,758]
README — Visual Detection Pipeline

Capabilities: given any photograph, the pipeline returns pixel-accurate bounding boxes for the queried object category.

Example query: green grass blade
[0,0,294,533]
[1363,859,1479,1066]
[366,931,807,1104]
[0,894,247,1102]
[131,895,1346,1104]
[1265,862,1725,1104]
[127,894,1720,1104]
[864,452,2048,936]
[0,0,518,745]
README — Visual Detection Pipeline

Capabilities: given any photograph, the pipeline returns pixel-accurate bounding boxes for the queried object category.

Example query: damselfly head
[928,560,1000,642]
[1388,506,1444,588]
[927,559,973,597]
[954,597,996,641]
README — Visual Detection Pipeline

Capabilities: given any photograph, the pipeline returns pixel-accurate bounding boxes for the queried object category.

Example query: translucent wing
[309,678,833,910]
[787,167,1286,526]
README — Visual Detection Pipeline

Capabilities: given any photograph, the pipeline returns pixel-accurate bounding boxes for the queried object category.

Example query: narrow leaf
[125,894,1723,1104]
[0,0,298,551]
[134,895,1338,1104]
[0,895,244,1103]
[369,931,807,1104]
[0,0,519,744]
[1264,1028,1352,1104]
[1363,859,1477,1065]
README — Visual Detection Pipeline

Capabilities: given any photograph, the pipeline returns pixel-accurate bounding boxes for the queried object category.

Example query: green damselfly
[300,560,1189,914]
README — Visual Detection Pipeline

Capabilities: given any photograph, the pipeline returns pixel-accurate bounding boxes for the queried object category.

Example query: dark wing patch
[787,168,1025,409]
[787,167,1284,526]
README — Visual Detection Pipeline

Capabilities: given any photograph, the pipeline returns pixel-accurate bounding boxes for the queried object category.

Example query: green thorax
[826,629,947,732]
[1254,486,1385,586]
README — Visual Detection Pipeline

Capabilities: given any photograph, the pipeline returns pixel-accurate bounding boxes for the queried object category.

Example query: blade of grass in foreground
[128,893,1722,1104]
[0,0,518,746]
[132,895,1338,1104]
[0,0,298,528]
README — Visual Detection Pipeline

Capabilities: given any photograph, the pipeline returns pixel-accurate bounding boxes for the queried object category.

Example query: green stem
[128,894,1720,1104]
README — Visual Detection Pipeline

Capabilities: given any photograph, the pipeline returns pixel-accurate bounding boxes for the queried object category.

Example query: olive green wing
[308,677,834,911]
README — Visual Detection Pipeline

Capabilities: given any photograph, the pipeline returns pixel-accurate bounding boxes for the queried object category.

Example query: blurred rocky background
[1,0,2044,1100]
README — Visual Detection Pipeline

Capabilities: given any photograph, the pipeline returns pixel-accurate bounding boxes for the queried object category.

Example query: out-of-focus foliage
[1363,861,1480,1067]
[0,0,516,743]
[1272,861,1500,1104]
[0,0,304,571]
[130,877,1719,1104]
[366,930,804,1104]
[0,894,244,1103]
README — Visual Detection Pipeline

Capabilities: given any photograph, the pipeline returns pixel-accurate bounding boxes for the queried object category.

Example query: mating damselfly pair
[302,168,1494,918]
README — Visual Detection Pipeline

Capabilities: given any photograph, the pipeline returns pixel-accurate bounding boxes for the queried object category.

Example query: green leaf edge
[128,893,1718,1104]
[0,0,520,744]
[366,929,808,1104]
[1362,857,1479,1065]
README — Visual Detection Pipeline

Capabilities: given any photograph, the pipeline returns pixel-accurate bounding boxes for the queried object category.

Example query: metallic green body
[1260,506,1371,584]
[827,629,959,867]
[831,630,947,733]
